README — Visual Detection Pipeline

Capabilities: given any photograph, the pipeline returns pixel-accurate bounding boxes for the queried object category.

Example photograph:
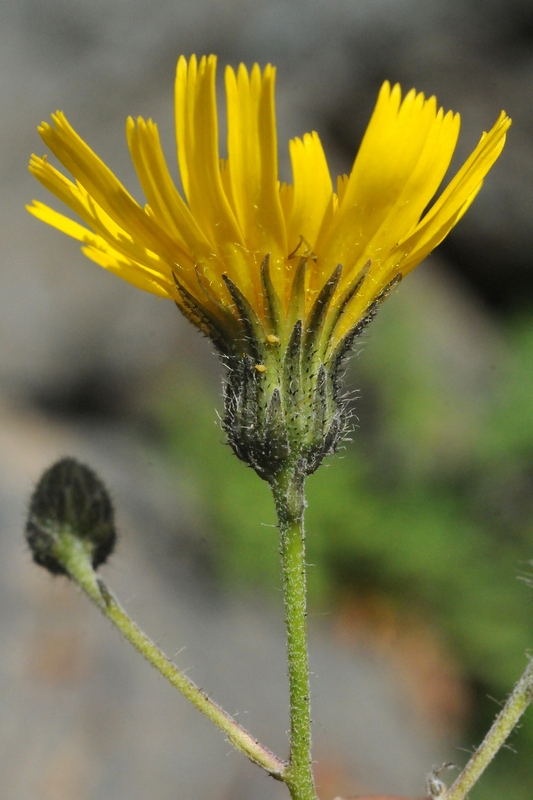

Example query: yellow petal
[400,111,511,270]
[320,83,457,277]
[126,116,211,255]
[37,113,179,265]
[225,63,287,262]
[288,132,333,259]
[175,55,243,248]
[82,244,173,296]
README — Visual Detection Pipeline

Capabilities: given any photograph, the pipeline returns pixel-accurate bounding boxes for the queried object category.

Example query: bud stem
[443,658,533,800]
[271,468,318,800]
[55,529,287,780]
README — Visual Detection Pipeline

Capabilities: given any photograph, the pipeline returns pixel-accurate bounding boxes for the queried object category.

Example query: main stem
[271,467,317,800]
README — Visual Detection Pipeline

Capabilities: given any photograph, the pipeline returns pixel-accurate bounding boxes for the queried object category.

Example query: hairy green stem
[443,658,533,800]
[54,530,287,780]
[271,468,318,800]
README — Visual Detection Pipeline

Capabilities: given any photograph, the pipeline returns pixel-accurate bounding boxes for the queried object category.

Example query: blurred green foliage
[153,275,533,800]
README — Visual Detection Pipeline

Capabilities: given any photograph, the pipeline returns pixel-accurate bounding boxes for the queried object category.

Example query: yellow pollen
[255,364,267,373]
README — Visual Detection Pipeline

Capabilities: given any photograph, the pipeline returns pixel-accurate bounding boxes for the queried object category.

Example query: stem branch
[55,531,287,780]
[444,658,533,800]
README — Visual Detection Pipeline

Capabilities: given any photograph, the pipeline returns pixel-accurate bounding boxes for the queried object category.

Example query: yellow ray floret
[28,55,510,352]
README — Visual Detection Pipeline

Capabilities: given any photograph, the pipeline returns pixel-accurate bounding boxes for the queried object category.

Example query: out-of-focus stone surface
[2,398,443,799]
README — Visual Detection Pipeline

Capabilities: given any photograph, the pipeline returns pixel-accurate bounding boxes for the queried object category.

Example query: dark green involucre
[175,253,400,483]
[26,457,116,575]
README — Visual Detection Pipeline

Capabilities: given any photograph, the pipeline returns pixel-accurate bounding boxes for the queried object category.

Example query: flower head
[26,458,116,576]
[28,55,510,480]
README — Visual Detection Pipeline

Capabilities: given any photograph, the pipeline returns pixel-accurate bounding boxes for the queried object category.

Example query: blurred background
[2,0,533,798]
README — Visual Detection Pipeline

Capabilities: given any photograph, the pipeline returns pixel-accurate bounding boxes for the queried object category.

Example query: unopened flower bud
[26,457,116,575]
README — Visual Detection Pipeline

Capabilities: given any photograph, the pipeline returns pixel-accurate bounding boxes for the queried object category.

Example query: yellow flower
[28,55,511,480]
[28,54,509,356]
